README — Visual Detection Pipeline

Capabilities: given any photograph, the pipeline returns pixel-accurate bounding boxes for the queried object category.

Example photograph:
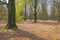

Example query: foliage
[16,0,25,22]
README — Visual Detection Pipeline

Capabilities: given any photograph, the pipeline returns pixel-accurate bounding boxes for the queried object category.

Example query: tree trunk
[34,0,37,23]
[57,5,60,21]
[6,0,17,29]
[24,3,26,21]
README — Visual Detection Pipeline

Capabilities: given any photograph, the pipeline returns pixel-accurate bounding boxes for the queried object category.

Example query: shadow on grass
[0,29,46,40]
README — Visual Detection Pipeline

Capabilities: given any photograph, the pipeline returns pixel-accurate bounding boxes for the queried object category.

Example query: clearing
[0,20,60,40]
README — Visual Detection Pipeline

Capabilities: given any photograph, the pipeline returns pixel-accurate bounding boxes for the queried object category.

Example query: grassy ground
[0,20,60,40]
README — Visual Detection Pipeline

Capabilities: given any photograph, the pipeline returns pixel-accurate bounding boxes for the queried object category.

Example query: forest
[0,0,60,40]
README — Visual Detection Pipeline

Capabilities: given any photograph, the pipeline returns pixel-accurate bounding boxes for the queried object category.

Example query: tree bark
[34,0,37,23]
[7,0,17,29]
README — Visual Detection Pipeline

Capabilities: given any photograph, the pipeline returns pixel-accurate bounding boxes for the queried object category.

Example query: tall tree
[0,0,17,29]
[7,0,17,29]
[50,0,57,20]
[0,5,3,21]
[34,0,37,22]
[57,0,60,21]
[41,0,48,20]
[54,0,60,21]
[24,0,27,21]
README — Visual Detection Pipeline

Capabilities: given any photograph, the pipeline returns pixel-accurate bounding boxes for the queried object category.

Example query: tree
[7,0,17,29]
[50,0,57,20]
[0,5,8,20]
[24,0,27,21]
[57,0,60,21]
[34,0,37,22]
[41,0,48,20]
[24,0,34,20]
[29,4,34,20]
[54,0,60,21]
[0,5,3,21]
[0,0,17,29]
[16,0,25,22]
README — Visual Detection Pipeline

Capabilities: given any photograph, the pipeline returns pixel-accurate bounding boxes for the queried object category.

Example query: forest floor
[0,20,60,40]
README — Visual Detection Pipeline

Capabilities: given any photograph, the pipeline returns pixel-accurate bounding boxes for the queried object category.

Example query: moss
[0,26,7,30]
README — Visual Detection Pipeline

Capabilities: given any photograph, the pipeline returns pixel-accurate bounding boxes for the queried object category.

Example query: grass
[0,26,7,30]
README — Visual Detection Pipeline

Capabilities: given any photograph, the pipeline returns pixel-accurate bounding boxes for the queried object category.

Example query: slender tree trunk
[57,5,60,21]
[41,0,47,20]
[7,0,17,29]
[24,3,26,21]
[34,0,37,23]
